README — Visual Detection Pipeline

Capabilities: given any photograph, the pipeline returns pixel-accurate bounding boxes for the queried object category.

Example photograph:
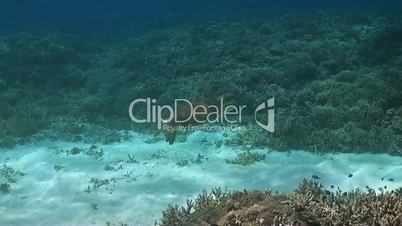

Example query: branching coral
[160,204,192,226]
[159,180,402,226]
[226,151,266,166]
[289,179,402,226]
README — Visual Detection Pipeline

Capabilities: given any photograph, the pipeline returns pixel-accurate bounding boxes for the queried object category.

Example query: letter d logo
[255,98,275,133]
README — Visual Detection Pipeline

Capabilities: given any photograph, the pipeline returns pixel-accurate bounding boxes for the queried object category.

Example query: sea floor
[0,131,401,226]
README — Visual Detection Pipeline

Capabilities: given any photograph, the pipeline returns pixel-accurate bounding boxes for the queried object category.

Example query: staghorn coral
[291,179,402,226]
[226,151,266,166]
[159,180,402,226]
[160,203,192,226]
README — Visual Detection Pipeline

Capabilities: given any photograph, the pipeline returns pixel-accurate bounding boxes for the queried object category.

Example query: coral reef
[64,145,105,161]
[0,13,401,154]
[291,180,402,225]
[0,183,11,194]
[0,164,25,184]
[159,180,402,226]
[226,151,266,166]
[0,164,25,193]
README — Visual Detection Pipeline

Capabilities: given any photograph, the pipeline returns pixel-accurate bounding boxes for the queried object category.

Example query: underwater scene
[1,0,402,225]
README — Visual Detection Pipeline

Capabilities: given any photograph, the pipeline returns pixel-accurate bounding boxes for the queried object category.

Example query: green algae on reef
[0,13,401,154]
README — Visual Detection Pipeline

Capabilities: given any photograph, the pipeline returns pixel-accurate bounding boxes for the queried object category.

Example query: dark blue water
[1,0,402,35]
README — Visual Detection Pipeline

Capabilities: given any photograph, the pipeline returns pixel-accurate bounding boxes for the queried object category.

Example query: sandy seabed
[0,131,401,226]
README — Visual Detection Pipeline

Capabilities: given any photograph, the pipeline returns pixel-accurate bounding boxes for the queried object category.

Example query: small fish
[330,185,334,189]
[312,175,320,180]
[381,177,385,181]
[90,203,98,210]
[366,186,370,190]
[348,174,353,178]
[389,178,394,182]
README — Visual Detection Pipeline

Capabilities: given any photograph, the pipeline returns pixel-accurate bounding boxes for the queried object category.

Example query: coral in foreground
[159,180,402,226]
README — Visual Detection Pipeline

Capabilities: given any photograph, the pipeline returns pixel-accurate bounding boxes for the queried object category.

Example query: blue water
[1,0,401,34]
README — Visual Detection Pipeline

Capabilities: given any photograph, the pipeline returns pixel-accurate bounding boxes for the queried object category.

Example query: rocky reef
[159,179,402,226]
[0,12,401,154]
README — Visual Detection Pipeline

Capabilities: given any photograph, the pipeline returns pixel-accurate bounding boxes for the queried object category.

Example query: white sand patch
[0,131,401,226]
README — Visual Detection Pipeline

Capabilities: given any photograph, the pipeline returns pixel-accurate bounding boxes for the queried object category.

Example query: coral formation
[159,179,402,226]
[0,164,25,193]
[65,145,105,161]
[0,164,25,184]
[0,13,401,154]
[0,183,11,194]
[226,151,266,166]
